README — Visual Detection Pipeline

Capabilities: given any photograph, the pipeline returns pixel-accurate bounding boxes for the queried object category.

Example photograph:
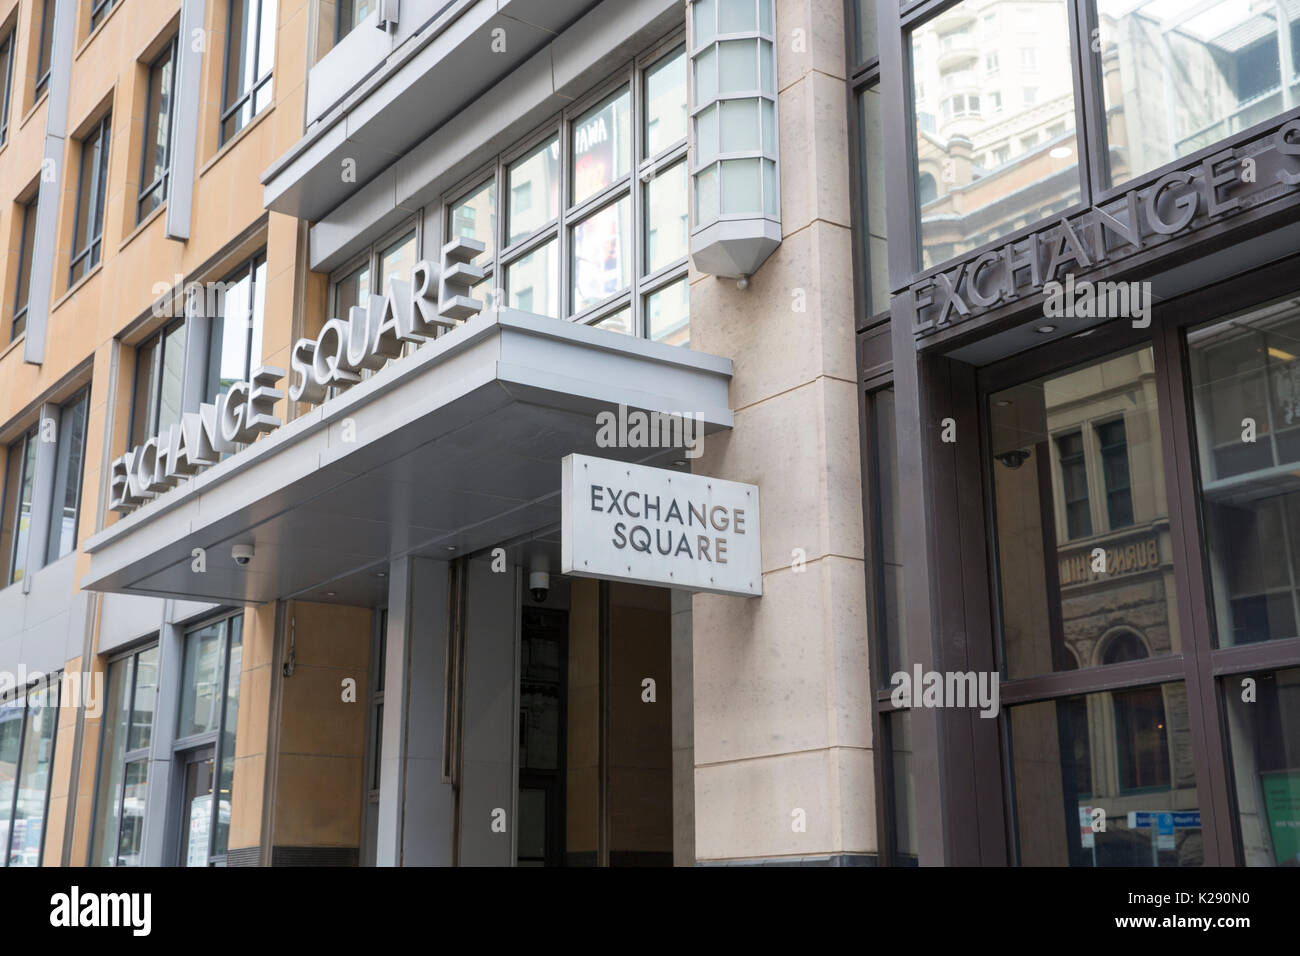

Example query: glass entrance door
[179,746,216,867]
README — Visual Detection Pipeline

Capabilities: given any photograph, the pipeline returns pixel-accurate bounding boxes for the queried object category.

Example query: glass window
[506,239,560,318]
[644,46,686,156]
[645,160,689,275]
[572,87,632,206]
[12,191,38,341]
[3,427,38,585]
[1224,667,1300,865]
[33,0,53,101]
[70,115,111,285]
[336,0,372,42]
[911,0,1081,268]
[991,347,1179,679]
[571,196,631,314]
[206,255,267,404]
[853,0,878,65]
[646,276,688,346]
[0,28,15,146]
[869,388,907,678]
[507,137,560,245]
[90,0,119,31]
[856,84,890,317]
[174,615,241,866]
[376,229,416,294]
[221,0,277,144]
[139,38,178,222]
[884,710,917,865]
[130,320,186,448]
[90,645,158,866]
[334,261,370,317]
[449,179,496,263]
[452,43,688,341]
[1098,418,1134,529]
[2,681,59,867]
[1009,682,1201,866]
[45,390,89,564]
[1188,299,1300,646]
[1096,0,1300,188]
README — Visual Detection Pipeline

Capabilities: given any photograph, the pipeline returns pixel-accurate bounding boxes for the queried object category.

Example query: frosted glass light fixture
[689,0,781,278]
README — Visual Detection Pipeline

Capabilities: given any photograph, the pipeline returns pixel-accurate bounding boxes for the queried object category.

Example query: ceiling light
[1036,325,1057,334]
[1049,146,1072,159]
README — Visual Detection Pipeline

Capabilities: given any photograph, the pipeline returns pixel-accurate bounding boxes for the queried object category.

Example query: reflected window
[2,426,37,585]
[1189,298,1300,646]
[33,0,53,101]
[131,320,186,449]
[991,347,1178,678]
[1097,0,1300,187]
[0,28,15,147]
[206,254,267,407]
[45,390,89,564]
[70,115,111,286]
[221,0,277,144]
[911,0,1082,267]
[139,38,178,222]
[12,190,38,342]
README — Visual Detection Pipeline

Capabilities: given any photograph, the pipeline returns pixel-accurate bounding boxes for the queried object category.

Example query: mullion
[209,618,231,865]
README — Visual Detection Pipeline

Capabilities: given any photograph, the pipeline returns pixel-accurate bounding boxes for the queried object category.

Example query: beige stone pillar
[689,0,873,864]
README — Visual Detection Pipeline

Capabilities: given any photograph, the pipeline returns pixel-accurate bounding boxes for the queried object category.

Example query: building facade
[0,0,1295,870]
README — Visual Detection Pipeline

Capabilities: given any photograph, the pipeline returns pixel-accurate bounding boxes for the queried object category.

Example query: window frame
[138,35,179,223]
[69,113,112,286]
[89,0,118,32]
[204,251,268,406]
[441,33,690,342]
[219,0,276,145]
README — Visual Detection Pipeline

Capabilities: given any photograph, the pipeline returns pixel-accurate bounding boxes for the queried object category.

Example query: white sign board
[562,454,761,597]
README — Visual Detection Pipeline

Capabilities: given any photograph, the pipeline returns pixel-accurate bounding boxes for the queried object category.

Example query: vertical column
[23,0,76,366]
[165,0,206,241]
[457,558,519,866]
[375,555,454,866]
[140,608,185,865]
[670,588,694,866]
[688,0,873,865]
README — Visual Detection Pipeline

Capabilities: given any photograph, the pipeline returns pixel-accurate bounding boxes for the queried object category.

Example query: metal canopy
[81,310,733,606]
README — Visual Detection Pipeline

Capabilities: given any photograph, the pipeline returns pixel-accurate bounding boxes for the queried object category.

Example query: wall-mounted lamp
[689,0,781,278]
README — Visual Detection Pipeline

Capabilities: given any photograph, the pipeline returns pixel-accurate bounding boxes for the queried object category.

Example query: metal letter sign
[561,454,762,597]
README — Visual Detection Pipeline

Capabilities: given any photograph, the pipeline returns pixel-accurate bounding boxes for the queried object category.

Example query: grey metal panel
[375,556,409,867]
[165,0,206,241]
[305,8,395,126]
[456,556,517,865]
[398,556,454,864]
[22,0,77,366]
[97,591,168,654]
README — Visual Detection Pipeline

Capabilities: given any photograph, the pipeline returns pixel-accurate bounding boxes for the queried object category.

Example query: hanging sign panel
[561,454,762,597]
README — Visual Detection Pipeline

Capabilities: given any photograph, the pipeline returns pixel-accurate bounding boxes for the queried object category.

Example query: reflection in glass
[91,658,131,867]
[1097,0,1300,187]
[1010,682,1201,866]
[1224,667,1300,865]
[507,138,560,245]
[870,388,907,679]
[572,197,631,314]
[887,710,917,865]
[592,308,633,336]
[572,88,631,206]
[1189,301,1300,645]
[647,277,689,346]
[645,161,689,275]
[644,47,687,156]
[46,392,89,564]
[857,84,890,316]
[214,618,242,857]
[911,0,1081,267]
[178,624,224,738]
[8,430,38,584]
[450,180,496,262]
[506,239,560,318]
[9,683,59,866]
[991,347,1178,678]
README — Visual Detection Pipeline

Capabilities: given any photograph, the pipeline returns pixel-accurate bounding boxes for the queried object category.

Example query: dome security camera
[529,569,549,603]
[232,544,255,567]
[995,449,1031,470]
